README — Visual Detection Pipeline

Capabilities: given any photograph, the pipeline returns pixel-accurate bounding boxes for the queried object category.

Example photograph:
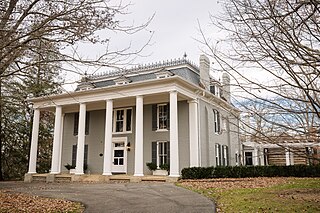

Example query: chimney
[199,55,210,91]
[222,72,231,103]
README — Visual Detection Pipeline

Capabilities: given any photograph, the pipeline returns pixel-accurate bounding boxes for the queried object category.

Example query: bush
[146,162,157,171]
[159,163,170,171]
[181,165,320,179]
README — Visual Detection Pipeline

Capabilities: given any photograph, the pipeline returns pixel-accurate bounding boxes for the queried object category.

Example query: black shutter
[152,105,157,131]
[218,144,222,166]
[85,112,90,135]
[167,103,170,130]
[73,113,79,136]
[72,145,77,167]
[167,141,170,165]
[84,144,88,166]
[217,111,220,132]
[222,145,225,166]
[152,142,157,164]
[226,146,229,166]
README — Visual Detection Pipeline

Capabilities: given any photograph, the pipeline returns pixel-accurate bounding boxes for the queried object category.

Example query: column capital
[136,95,144,99]
[187,99,198,104]
[169,90,178,94]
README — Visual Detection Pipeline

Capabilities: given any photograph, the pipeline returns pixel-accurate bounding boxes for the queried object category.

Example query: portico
[27,76,200,178]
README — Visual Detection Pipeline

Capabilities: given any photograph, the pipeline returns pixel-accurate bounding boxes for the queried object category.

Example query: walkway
[0,182,215,213]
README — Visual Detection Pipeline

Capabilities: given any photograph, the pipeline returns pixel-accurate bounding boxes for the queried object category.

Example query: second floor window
[152,103,170,131]
[73,112,90,136]
[113,108,132,133]
[213,109,221,133]
[158,104,168,130]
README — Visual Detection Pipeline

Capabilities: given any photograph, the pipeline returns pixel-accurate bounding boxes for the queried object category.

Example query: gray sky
[123,0,221,64]
[64,0,222,90]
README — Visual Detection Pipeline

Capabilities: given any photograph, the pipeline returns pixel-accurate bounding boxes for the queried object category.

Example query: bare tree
[198,0,320,163]
[0,0,153,79]
[0,0,152,180]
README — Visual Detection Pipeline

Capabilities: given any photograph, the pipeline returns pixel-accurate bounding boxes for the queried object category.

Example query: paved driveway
[0,182,215,213]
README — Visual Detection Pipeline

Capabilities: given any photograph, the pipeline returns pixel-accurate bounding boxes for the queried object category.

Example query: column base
[50,172,60,174]
[24,173,33,183]
[102,172,112,176]
[169,174,180,177]
[74,172,84,175]
[27,172,37,174]
[133,173,144,177]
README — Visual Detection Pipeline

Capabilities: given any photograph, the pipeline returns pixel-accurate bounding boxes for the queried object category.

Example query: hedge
[181,165,320,179]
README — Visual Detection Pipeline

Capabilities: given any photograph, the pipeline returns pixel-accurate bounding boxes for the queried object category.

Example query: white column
[58,113,65,173]
[51,106,62,174]
[285,148,291,166]
[75,103,86,175]
[103,99,113,175]
[28,108,40,174]
[170,90,179,177]
[188,99,199,167]
[134,95,144,176]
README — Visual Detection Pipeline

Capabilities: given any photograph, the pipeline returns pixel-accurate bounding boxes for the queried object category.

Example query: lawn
[179,177,320,212]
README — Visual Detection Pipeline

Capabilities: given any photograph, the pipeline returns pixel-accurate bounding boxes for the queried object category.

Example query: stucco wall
[61,101,190,175]
[198,99,240,167]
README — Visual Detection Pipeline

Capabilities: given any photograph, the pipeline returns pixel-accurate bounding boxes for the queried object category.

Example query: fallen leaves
[0,190,84,213]
[179,177,291,191]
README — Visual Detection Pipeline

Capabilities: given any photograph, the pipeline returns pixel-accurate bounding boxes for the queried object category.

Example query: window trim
[157,103,169,131]
[156,141,170,168]
[113,107,133,134]
[213,109,221,134]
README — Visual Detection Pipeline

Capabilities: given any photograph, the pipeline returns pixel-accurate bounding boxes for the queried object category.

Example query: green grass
[179,178,320,212]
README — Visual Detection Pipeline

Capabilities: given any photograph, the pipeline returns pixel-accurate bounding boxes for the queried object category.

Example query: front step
[31,174,46,182]
[55,174,72,182]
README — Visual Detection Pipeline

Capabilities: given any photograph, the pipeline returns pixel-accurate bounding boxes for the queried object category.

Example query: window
[158,104,168,130]
[210,85,220,97]
[213,109,221,133]
[73,112,90,136]
[222,145,229,166]
[152,103,170,131]
[215,143,221,166]
[72,144,88,167]
[152,141,170,168]
[245,152,253,166]
[113,108,132,133]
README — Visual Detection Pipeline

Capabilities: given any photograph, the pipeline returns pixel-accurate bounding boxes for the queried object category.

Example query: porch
[24,173,179,183]
[27,76,202,179]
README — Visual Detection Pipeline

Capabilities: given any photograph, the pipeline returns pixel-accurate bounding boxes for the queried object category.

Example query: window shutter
[85,112,90,135]
[222,145,225,166]
[73,113,79,136]
[226,146,229,166]
[218,144,222,166]
[217,111,221,132]
[152,142,157,164]
[72,145,77,167]
[167,141,170,165]
[152,105,157,131]
[167,103,170,130]
[84,144,88,166]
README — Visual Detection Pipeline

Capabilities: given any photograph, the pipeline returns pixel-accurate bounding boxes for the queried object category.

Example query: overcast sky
[125,0,221,63]
[64,0,222,90]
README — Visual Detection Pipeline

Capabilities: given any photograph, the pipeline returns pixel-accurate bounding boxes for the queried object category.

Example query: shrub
[181,165,320,179]
[159,163,170,171]
[146,162,157,171]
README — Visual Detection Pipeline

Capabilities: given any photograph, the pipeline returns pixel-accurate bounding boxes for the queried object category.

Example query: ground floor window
[152,141,170,168]
[245,151,253,166]
[72,144,88,168]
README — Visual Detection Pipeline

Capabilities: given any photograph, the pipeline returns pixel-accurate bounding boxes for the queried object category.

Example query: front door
[112,138,127,173]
